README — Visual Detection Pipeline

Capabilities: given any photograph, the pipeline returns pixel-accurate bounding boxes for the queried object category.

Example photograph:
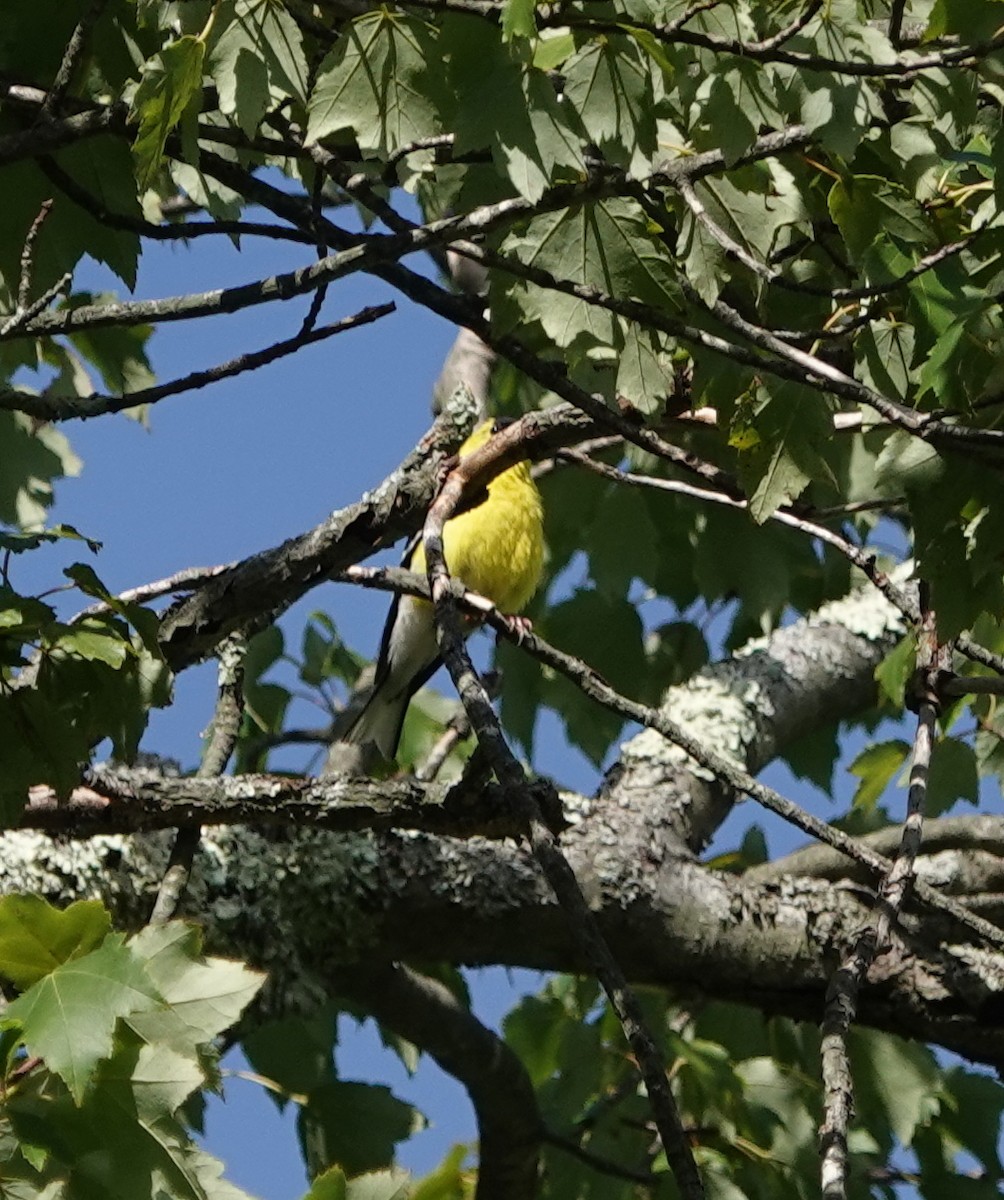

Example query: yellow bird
[341,418,544,763]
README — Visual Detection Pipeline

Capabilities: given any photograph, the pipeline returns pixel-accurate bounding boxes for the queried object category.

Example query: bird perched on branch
[339,418,544,764]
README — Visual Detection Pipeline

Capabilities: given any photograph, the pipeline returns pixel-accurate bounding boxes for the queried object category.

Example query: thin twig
[545,7,1004,78]
[413,711,472,782]
[557,449,920,642]
[39,155,317,246]
[888,0,908,49]
[299,154,331,336]
[818,593,941,1199]
[76,563,238,618]
[0,271,72,338]
[16,199,55,312]
[679,276,1004,455]
[544,1129,659,1189]
[0,303,396,421]
[37,0,108,120]
[422,421,706,1200]
[673,176,974,301]
[149,632,248,925]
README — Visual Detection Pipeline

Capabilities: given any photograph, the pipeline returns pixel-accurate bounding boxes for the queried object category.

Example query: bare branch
[0,271,72,338]
[37,0,109,120]
[818,597,941,1200]
[39,155,318,246]
[421,418,706,1200]
[25,766,554,842]
[17,198,55,311]
[748,814,1004,884]
[0,97,120,168]
[150,632,248,925]
[0,303,396,421]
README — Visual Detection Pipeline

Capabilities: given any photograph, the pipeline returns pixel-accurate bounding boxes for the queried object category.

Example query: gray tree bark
[9,575,1004,1068]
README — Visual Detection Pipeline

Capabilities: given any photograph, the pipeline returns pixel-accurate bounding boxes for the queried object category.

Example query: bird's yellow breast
[411,458,544,614]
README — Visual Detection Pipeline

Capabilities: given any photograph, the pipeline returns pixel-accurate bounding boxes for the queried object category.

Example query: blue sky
[13,225,582,1196]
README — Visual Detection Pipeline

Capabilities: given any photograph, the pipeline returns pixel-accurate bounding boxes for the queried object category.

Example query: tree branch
[421,418,705,1200]
[6,586,1004,1068]
[155,402,594,670]
[332,963,542,1200]
[0,303,396,421]
[25,767,552,842]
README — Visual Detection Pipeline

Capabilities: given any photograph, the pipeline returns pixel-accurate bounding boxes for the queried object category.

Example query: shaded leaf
[0,897,110,991]
[132,37,207,189]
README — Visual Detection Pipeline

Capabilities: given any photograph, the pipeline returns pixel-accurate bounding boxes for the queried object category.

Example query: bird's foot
[499,613,533,642]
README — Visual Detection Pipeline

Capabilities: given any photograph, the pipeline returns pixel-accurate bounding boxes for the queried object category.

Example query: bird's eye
[492,417,516,434]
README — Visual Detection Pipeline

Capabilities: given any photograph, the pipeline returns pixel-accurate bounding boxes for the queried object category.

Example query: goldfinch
[342,418,544,763]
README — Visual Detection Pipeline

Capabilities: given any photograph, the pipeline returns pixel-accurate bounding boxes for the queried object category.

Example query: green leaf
[301,1168,411,1200]
[503,992,566,1086]
[539,588,646,764]
[849,1027,940,1147]
[0,524,100,556]
[66,306,156,396]
[346,1171,411,1200]
[410,1144,468,1199]
[588,484,660,599]
[307,12,445,157]
[0,688,91,820]
[126,922,264,1056]
[243,1010,338,1104]
[302,1167,349,1200]
[925,737,979,815]
[693,67,758,165]
[447,17,583,201]
[855,319,916,401]
[47,616,132,669]
[51,138,143,290]
[848,740,910,811]
[243,623,284,683]
[396,685,472,777]
[499,198,679,350]
[8,1037,252,1200]
[209,0,309,136]
[562,34,656,174]
[62,561,114,603]
[132,36,207,190]
[5,934,163,1102]
[736,381,834,522]
[828,175,932,272]
[641,620,709,703]
[0,897,111,990]
[0,413,81,528]
[532,31,573,71]
[298,1081,423,1177]
[875,635,917,708]
[0,589,56,637]
[500,0,536,40]
[939,1064,1004,1172]
[678,206,726,304]
[783,722,840,795]
[616,324,673,415]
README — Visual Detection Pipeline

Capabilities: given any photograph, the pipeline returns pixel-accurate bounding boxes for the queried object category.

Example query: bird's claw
[500,614,533,643]
[437,453,460,487]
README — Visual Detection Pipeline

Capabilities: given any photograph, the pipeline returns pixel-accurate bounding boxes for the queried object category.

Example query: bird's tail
[341,682,411,764]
